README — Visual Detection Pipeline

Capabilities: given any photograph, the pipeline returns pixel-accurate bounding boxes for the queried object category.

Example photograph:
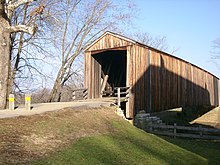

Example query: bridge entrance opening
[92,49,127,111]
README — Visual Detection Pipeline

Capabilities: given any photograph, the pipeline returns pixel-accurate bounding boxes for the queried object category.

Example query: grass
[0,106,219,164]
[33,120,217,165]
[162,137,220,165]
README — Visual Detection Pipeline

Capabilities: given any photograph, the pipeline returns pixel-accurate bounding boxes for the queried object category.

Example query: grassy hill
[0,106,219,164]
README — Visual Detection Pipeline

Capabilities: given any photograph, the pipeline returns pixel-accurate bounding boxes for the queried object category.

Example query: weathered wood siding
[85,32,219,118]
[84,51,101,99]
[86,33,132,52]
[128,45,219,114]
[85,33,131,99]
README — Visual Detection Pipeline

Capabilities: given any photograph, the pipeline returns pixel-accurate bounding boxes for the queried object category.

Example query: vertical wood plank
[126,46,132,118]
[85,32,219,120]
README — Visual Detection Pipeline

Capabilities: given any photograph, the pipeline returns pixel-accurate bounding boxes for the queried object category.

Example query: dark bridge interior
[92,50,127,93]
[92,50,127,112]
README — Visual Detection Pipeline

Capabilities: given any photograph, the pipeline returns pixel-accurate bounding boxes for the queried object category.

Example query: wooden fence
[146,123,220,140]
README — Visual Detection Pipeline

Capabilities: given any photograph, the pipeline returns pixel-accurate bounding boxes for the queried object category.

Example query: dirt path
[0,98,116,119]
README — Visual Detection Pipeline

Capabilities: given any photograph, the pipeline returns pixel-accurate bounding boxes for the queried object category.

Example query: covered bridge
[84,31,219,119]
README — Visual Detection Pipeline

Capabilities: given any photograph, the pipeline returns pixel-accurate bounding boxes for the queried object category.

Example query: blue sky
[133,0,220,77]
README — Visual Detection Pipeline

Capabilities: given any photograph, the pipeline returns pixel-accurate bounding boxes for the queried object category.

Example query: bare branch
[7,0,36,11]
[6,24,37,34]
[132,32,168,51]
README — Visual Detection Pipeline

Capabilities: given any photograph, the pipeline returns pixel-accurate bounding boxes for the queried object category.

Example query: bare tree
[132,32,168,51]
[210,37,220,71]
[212,38,220,56]
[5,0,66,104]
[9,1,54,91]
[47,0,134,102]
[0,0,37,109]
[131,31,182,55]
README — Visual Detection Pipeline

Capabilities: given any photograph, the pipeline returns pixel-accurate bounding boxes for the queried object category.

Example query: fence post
[199,125,202,137]
[117,88,121,107]
[25,94,31,110]
[174,123,177,138]
[9,94,15,110]
[149,122,153,131]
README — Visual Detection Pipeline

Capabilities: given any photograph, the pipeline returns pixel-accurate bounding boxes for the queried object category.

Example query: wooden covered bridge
[84,31,219,120]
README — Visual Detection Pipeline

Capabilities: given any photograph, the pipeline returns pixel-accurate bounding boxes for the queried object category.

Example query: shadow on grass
[160,136,220,165]
[34,121,208,165]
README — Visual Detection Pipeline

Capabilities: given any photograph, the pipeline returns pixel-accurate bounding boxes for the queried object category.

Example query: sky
[132,0,220,77]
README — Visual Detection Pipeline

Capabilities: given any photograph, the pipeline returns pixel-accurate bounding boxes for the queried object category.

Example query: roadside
[0,98,116,119]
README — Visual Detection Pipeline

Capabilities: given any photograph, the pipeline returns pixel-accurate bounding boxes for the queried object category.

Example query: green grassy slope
[163,137,220,165]
[1,107,219,164]
[34,120,212,165]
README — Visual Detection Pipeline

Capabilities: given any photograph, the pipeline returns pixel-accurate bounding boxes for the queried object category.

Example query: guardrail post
[117,88,121,107]
[9,94,15,110]
[83,89,88,99]
[25,94,31,110]
[72,91,76,101]
[125,87,130,100]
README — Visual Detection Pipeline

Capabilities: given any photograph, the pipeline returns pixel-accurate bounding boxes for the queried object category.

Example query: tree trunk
[0,2,10,109]
[48,66,65,102]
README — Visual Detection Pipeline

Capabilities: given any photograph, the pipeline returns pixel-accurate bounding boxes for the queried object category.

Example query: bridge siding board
[126,46,131,118]
[177,60,181,107]
[84,32,219,118]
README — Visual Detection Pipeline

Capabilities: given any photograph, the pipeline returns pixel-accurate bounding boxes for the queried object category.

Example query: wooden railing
[71,87,130,104]
[72,88,88,100]
[145,123,220,140]
[114,87,130,107]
